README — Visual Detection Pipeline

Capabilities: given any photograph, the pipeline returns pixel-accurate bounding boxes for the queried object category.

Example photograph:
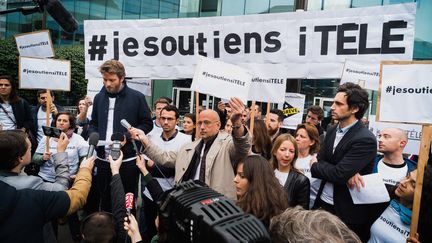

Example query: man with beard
[86,59,153,213]
[267,109,284,142]
[310,82,377,242]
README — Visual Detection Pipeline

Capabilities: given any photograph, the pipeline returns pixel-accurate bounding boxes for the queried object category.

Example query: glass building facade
[2,0,431,114]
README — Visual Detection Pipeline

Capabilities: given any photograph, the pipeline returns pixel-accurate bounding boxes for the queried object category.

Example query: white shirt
[377,159,408,186]
[144,130,191,200]
[368,204,410,243]
[104,97,116,157]
[37,133,88,183]
[295,154,321,209]
[274,169,289,187]
[0,102,16,130]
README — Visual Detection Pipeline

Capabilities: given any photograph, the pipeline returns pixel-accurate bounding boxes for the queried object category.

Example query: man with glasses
[141,105,191,242]
[129,97,251,200]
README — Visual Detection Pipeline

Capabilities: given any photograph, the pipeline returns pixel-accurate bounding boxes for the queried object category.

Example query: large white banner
[369,115,421,155]
[15,30,55,58]
[86,77,152,101]
[191,57,252,103]
[277,93,306,129]
[84,3,416,79]
[378,61,432,124]
[245,64,287,103]
[19,57,70,91]
[340,59,380,90]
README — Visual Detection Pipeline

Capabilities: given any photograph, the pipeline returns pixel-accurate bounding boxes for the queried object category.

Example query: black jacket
[311,121,377,224]
[88,83,153,160]
[1,98,35,133]
[283,170,310,209]
[0,181,69,243]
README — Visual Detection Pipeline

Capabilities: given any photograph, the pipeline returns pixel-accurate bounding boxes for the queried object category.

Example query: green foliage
[0,37,86,106]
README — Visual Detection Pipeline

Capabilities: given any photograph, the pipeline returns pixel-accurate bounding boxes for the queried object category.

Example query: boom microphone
[36,0,78,33]
[86,132,99,159]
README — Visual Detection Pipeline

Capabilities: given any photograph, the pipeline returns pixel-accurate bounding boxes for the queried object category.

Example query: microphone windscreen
[88,132,99,146]
[45,0,78,33]
[111,132,124,142]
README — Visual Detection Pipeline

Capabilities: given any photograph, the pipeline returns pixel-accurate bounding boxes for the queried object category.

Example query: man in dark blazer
[310,82,377,242]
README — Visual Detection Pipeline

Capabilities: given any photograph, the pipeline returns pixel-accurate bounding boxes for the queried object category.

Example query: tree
[0,37,87,106]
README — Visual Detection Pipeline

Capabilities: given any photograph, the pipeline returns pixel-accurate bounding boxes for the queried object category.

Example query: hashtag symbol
[88,35,108,61]
[385,86,392,93]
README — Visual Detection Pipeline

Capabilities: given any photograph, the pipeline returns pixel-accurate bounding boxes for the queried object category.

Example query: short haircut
[307,105,324,120]
[270,109,284,122]
[55,111,76,130]
[154,97,170,108]
[336,82,369,120]
[37,89,54,98]
[183,113,196,124]
[270,206,362,243]
[160,105,179,119]
[81,212,116,243]
[0,130,28,171]
[99,59,126,79]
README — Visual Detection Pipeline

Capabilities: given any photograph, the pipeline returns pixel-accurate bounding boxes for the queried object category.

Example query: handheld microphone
[86,132,99,159]
[110,133,123,160]
[125,192,134,215]
[120,119,132,129]
[120,119,139,154]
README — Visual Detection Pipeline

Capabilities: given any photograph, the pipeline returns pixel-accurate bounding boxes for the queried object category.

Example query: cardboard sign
[15,30,55,58]
[277,93,306,129]
[340,60,380,90]
[244,63,287,103]
[19,57,70,91]
[191,56,252,103]
[378,61,432,124]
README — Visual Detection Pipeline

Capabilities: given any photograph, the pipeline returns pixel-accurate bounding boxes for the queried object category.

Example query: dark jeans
[85,159,139,214]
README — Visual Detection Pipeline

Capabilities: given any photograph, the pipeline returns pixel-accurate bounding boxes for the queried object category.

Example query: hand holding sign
[229,97,246,137]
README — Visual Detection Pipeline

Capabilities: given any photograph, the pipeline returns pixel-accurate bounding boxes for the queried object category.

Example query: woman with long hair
[246,119,272,160]
[294,123,321,209]
[234,155,289,228]
[181,113,195,141]
[271,134,310,209]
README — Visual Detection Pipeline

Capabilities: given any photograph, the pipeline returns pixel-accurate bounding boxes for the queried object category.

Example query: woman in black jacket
[271,133,310,209]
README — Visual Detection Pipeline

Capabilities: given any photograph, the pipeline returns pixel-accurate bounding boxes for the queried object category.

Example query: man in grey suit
[311,82,377,242]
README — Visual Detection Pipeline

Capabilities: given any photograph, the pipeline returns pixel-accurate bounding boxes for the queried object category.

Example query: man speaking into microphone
[87,59,153,213]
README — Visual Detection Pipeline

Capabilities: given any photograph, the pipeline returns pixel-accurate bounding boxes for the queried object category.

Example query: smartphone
[42,126,62,138]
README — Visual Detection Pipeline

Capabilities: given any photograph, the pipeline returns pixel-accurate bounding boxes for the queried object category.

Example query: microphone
[36,0,79,33]
[121,119,139,154]
[110,133,123,160]
[86,132,99,159]
[125,192,134,215]
[120,119,132,129]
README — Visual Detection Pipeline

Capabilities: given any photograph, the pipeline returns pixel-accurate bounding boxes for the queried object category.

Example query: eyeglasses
[197,120,218,127]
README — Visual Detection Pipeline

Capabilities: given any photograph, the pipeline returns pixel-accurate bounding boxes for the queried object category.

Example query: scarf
[390,199,412,225]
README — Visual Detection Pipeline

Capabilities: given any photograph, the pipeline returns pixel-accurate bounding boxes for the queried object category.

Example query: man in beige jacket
[129,97,251,199]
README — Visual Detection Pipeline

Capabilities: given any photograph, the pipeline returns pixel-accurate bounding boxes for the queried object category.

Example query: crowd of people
[1,60,431,243]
